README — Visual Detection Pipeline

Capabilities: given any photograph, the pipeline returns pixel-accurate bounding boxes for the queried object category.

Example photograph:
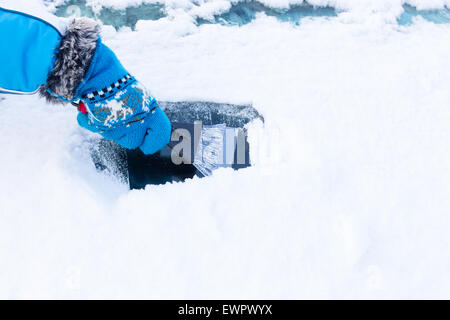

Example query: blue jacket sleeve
[0,7,61,94]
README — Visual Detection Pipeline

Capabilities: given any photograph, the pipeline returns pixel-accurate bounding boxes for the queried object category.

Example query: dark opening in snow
[91,101,263,189]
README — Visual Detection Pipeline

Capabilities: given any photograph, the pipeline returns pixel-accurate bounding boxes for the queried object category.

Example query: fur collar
[40,18,100,104]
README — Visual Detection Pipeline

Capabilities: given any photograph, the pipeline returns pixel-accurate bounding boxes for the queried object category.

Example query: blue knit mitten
[41,18,171,154]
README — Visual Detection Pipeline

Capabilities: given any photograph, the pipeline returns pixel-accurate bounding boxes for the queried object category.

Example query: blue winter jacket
[0,7,61,94]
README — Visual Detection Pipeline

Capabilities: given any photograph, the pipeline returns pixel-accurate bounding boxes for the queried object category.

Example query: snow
[1,0,450,298]
[38,0,450,22]
[68,0,450,12]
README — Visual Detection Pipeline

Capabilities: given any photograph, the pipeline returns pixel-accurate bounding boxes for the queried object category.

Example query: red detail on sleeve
[78,101,88,114]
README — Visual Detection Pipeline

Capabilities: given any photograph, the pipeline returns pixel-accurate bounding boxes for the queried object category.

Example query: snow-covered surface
[50,0,450,13]
[1,0,450,298]
[39,0,450,25]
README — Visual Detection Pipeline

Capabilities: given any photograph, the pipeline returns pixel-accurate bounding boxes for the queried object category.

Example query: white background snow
[1,0,450,298]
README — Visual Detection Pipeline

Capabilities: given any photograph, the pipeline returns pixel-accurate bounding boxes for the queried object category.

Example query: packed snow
[1,0,450,298]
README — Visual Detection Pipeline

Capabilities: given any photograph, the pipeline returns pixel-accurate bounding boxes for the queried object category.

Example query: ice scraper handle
[40,18,171,155]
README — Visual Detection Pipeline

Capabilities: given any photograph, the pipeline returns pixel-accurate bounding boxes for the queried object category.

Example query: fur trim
[40,18,100,104]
